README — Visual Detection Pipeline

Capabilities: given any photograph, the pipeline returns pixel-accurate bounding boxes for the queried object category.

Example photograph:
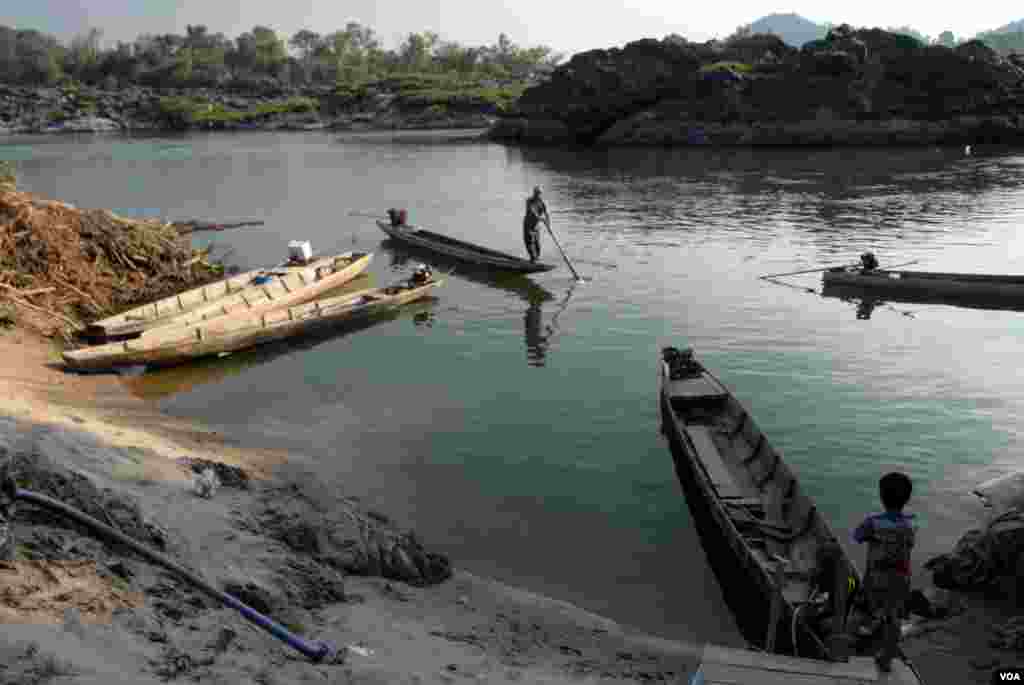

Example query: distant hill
[747,13,827,48]
[990,18,1024,34]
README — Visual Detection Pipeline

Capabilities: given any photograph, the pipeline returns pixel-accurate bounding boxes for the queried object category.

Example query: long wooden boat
[86,252,372,340]
[63,277,440,371]
[376,221,555,273]
[689,643,920,685]
[382,237,555,305]
[822,267,1024,302]
[658,347,924,683]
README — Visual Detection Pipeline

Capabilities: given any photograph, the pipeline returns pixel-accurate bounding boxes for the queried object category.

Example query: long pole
[13,488,336,662]
[759,259,918,280]
[347,211,384,219]
[543,217,585,283]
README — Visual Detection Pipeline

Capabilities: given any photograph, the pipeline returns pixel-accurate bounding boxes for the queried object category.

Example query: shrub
[0,161,15,188]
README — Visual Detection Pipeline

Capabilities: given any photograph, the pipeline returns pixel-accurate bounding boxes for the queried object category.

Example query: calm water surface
[5,131,1024,646]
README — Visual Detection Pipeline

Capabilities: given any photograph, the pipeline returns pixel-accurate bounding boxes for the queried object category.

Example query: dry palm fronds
[0,188,223,338]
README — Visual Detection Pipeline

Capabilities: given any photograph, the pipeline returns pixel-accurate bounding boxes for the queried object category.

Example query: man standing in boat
[523,186,549,263]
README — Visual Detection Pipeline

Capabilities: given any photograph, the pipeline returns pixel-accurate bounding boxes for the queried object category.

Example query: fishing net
[0,188,223,338]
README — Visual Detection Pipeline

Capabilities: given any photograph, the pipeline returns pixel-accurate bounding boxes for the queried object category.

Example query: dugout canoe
[822,267,1024,303]
[658,347,924,682]
[376,221,555,273]
[85,252,372,340]
[63,277,440,370]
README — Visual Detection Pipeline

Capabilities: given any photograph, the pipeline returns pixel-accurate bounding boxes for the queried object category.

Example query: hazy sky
[1,1,1020,58]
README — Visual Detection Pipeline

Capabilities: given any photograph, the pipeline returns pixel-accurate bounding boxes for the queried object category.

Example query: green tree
[252,26,286,75]
[936,31,957,47]
[398,31,439,72]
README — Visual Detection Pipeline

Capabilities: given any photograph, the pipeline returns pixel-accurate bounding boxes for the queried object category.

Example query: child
[852,471,916,672]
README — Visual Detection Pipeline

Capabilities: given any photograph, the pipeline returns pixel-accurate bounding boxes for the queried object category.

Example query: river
[4,130,1023,647]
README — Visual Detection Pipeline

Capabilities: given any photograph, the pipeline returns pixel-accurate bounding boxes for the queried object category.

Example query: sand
[0,328,700,684]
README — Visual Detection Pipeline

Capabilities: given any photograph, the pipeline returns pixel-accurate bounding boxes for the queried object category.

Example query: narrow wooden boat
[85,252,372,340]
[63,277,440,371]
[688,643,921,685]
[822,267,1024,302]
[376,220,555,273]
[821,282,1024,313]
[659,348,924,682]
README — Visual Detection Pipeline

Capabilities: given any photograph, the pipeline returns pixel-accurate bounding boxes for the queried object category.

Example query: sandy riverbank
[0,328,700,684]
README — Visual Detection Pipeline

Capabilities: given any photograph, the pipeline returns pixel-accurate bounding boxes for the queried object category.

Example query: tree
[726,24,753,43]
[936,31,957,48]
[290,29,321,64]
[252,26,286,76]
[398,31,439,72]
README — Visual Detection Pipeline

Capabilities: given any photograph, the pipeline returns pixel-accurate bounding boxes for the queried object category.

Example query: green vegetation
[330,72,526,112]
[0,160,14,187]
[157,95,320,126]
[0,21,562,89]
[0,303,15,328]
[699,61,753,74]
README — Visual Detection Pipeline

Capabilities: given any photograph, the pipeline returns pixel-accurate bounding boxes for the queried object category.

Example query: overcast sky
[1,1,1020,58]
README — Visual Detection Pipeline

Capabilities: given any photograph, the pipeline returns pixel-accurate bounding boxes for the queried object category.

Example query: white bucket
[288,240,312,263]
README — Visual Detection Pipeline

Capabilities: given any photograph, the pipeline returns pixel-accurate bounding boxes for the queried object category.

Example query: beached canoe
[86,252,372,340]
[659,347,925,680]
[63,277,440,370]
[376,221,555,273]
[822,267,1024,302]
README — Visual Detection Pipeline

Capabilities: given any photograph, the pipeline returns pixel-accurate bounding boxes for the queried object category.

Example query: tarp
[925,508,1024,591]
[974,470,1024,515]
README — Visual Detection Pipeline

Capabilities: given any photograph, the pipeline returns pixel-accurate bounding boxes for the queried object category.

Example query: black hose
[14,488,335,662]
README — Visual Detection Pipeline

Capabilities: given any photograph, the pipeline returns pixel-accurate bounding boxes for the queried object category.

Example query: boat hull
[658,349,923,681]
[823,268,1024,302]
[376,221,555,273]
[88,252,372,340]
[64,280,439,370]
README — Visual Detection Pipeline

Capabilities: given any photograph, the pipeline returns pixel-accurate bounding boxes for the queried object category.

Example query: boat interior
[660,347,911,668]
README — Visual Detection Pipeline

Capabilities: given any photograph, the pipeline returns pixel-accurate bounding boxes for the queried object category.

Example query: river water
[4,131,1024,647]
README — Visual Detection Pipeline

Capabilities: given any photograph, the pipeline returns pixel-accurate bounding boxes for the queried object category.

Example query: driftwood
[0,284,56,298]
[0,291,83,331]
[173,220,266,236]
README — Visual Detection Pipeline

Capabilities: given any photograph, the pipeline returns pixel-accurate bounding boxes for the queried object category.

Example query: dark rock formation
[490,27,1024,146]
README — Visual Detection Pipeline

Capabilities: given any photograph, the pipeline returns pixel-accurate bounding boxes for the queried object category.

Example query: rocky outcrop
[490,26,1024,146]
[0,82,499,135]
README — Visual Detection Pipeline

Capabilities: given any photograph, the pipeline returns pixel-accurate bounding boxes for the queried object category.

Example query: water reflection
[509,145,1024,252]
[381,238,569,367]
[822,282,1024,318]
[526,283,577,367]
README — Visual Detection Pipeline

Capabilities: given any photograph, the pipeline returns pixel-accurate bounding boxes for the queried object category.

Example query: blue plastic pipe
[13,488,336,662]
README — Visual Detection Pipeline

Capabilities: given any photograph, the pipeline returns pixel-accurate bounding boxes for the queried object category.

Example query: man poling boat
[523,186,549,264]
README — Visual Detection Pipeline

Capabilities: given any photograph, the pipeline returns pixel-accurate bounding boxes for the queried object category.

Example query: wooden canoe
[376,221,555,273]
[688,643,921,685]
[63,277,440,371]
[822,267,1024,302]
[659,348,924,681]
[86,252,372,340]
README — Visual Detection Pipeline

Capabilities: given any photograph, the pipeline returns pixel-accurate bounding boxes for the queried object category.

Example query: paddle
[542,216,585,283]
[348,210,385,219]
[759,259,919,280]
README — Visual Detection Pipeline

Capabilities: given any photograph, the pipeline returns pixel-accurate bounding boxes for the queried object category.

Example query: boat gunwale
[376,221,555,273]
[657,353,924,675]
[90,252,371,337]
[63,280,440,369]
[824,268,1024,285]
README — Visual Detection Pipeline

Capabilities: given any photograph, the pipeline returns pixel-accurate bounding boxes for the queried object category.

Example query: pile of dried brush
[0,187,224,338]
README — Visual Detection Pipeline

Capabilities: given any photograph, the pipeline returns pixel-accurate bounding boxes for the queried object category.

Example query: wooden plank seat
[685,425,757,500]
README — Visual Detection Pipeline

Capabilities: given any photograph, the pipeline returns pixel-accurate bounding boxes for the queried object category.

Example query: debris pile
[0,187,224,337]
